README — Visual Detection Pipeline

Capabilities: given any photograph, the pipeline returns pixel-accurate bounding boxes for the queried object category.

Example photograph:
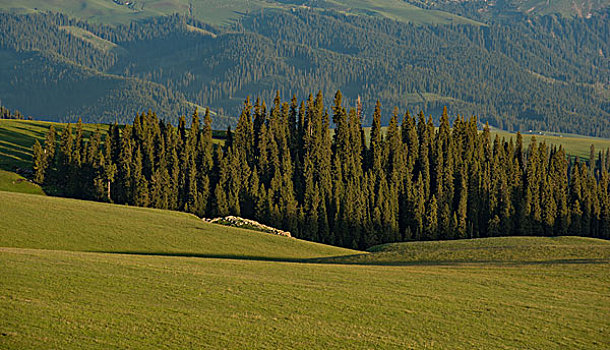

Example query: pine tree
[42,126,57,181]
[369,100,383,173]
[32,140,46,184]
[57,123,74,195]
[425,195,439,239]
[101,136,117,203]
[132,147,149,207]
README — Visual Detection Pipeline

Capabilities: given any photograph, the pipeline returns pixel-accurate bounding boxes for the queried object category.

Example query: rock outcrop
[204,216,292,238]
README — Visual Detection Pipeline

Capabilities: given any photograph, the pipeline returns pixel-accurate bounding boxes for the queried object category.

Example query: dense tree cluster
[34,92,610,248]
[0,106,28,120]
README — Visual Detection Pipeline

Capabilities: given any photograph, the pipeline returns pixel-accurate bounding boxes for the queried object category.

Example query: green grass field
[0,169,44,195]
[59,26,118,52]
[1,191,609,348]
[317,236,610,265]
[0,0,482,26]
[0,191,353,260]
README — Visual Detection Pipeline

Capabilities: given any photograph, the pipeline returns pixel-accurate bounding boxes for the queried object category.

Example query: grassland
[1,191,609,348]
[509,0,607,17]
[0,169,44,195]
[0,191,354,260]
[0,0,482,26]
[317,236,610,265]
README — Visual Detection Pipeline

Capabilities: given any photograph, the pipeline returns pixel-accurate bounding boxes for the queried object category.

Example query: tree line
[33,92,610,248]
[0,106,28,120]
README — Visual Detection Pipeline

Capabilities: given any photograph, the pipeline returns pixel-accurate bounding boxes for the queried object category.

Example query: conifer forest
[33,92,610,248]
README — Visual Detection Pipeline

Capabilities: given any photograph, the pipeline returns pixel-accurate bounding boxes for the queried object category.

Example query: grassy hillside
[0,170,44,195]
[0,191,608,348]
[316,236,610,265]
[0,0,480,26]
[0,191,354,260]
[406,0,610,19]
[0,120,227,174]
[1,245,607,349]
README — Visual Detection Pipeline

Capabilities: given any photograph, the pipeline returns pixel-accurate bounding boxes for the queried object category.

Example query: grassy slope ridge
[490,128,610,160]
[0,0,481,26]
[318,236,610,265]
[0,169,44,195]
[0,191,355,260]
[0,191,608,348]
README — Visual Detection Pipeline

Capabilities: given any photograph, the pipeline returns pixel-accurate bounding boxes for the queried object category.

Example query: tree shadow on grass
[91,251,610,267]
[93,251,308,263]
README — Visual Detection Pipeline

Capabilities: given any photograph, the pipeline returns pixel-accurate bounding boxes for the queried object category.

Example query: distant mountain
[0,2,608,135]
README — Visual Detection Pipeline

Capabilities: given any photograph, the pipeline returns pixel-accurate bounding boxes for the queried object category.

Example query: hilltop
[317,236,610,265]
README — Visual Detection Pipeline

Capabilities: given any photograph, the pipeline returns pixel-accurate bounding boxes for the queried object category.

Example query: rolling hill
[0,119,111,172]
[0,191,355,260]
[0,169,44,195]
[0,190,608,348]
[316,235,610,264]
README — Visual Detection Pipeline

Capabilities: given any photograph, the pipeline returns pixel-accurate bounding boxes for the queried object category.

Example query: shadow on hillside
[92,251,609,267]
[94,251,308,263]
[309,256,610,267]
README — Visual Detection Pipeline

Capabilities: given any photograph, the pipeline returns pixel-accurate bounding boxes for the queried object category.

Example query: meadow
[1,191,609,349]
[0,169,43,195]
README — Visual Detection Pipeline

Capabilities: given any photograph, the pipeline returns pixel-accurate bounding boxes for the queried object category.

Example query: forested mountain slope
[0,4,608,135]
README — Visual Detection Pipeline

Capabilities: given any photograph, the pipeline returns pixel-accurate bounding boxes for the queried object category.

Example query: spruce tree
[32,140,46,184]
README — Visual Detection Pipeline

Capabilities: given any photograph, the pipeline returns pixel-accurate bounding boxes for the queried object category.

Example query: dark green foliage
[35,93,610,248]
[32,140,45,184]
[1,10,609,135]
[0,106,29,120]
